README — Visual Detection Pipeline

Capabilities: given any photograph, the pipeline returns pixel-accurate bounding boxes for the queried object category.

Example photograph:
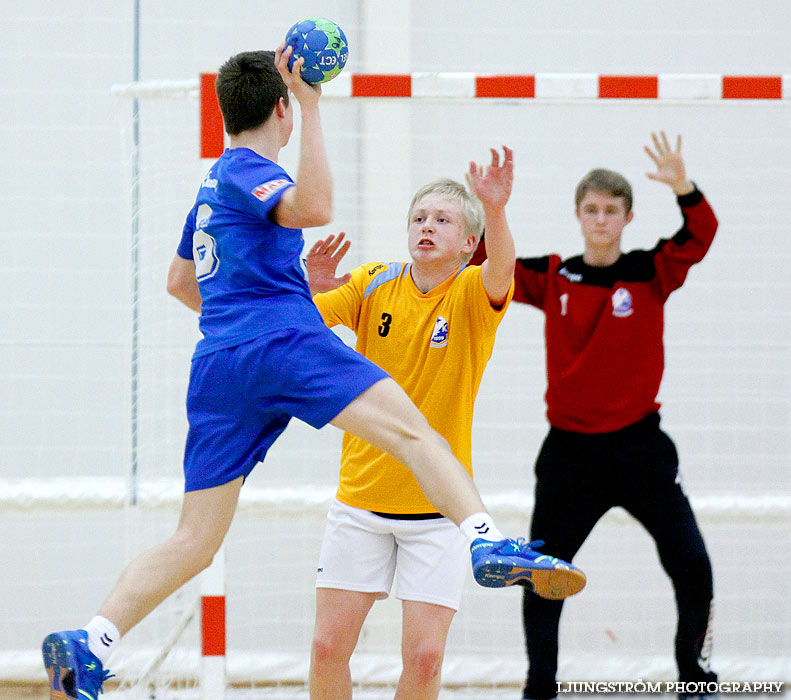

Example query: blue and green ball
[284,18,349,84]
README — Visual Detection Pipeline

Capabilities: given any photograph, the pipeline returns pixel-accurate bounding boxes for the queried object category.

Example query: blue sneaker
[42,630,115,699]
[471,538,586,599]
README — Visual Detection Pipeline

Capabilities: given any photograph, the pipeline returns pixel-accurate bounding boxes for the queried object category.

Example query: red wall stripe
[599,75,658,99]
[352,74,412,97]
[201,595,226,656]
[722,76,782,99]
[476,75,535,98]
[200,73,225,159]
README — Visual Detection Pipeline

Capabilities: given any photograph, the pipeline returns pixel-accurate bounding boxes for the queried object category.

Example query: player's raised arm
[305,232,352,295]
[466,146,516,305]
[644,131,695,196]
[272,44,333,229]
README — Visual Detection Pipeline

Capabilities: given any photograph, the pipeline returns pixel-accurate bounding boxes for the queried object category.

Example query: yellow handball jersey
[313,261,514,514]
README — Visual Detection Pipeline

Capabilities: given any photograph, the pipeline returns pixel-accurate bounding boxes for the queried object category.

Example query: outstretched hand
[466,146,514,209]
[644,131,694,195]
[306,232,352,295]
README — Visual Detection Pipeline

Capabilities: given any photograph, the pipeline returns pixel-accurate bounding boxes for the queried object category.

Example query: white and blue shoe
[42,629,114,699]
[471,538,586,599]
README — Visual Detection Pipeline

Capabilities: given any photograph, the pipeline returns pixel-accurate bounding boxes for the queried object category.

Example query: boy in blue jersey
[41,47,553,700]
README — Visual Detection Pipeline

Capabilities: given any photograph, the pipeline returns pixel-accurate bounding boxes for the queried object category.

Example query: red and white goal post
[7,71,788,698]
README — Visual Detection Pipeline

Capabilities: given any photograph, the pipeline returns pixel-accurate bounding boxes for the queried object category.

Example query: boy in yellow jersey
[306,147,585,700]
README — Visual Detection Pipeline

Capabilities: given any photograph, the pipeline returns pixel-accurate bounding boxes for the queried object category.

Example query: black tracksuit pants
[523,413,716,699]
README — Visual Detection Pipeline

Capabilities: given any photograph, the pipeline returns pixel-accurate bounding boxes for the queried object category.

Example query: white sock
[84,616,121,665]
[459,512,505,543]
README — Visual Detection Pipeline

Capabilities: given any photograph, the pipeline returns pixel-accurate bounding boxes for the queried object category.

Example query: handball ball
[284,17,349,84]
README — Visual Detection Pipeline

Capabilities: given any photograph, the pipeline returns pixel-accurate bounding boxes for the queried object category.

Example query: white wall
[1,0,789,685]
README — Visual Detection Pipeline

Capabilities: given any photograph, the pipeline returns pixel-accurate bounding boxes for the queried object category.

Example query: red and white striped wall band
[199,72,791,156]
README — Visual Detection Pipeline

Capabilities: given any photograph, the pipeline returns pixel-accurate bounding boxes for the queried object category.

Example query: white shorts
[315,499,469,610]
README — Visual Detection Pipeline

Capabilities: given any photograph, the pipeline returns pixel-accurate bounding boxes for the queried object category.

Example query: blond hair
[407,178,485,262]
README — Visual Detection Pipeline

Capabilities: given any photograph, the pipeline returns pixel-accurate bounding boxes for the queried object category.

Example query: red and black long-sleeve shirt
[472,188,717,433]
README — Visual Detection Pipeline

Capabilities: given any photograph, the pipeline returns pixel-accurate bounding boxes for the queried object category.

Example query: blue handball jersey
[177,148,325,357]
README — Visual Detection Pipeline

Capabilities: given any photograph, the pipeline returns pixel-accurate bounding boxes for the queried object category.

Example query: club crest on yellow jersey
[430,316,449,348]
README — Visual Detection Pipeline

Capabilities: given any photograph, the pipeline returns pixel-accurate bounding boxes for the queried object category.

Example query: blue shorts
[183,325,389,491]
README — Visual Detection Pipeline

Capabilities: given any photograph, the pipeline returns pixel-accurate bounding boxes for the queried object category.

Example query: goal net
[93,74,791,697]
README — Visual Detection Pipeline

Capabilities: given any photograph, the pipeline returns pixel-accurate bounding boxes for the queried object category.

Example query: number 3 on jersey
[193,204,219,281]
[379,312,392,337]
